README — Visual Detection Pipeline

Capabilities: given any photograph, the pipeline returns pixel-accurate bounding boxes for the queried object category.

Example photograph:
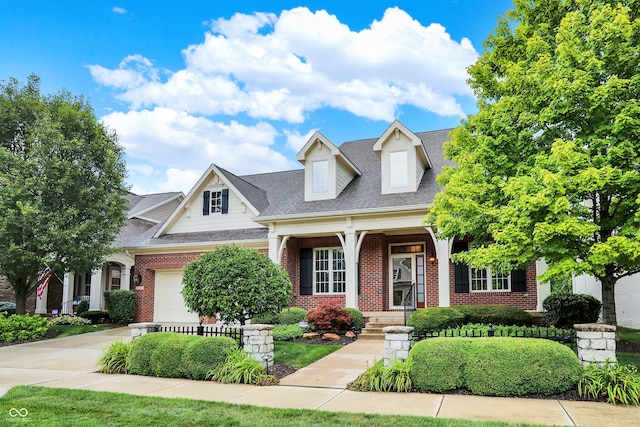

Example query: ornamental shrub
[99,341,131,374]
[306,301,352,332]
[456,305,533,326]
[79,310,110,324]
[542,293,602,328]
[408,338,468,392]
[127,332,172,376]
[343,307,364,331]
[76,300,89,316]
[48,315,92,326]
[127,332,238,380]
[250,312,278,325]
[0,313,48,342]
[182,336,236,380]
[408,337,582,396]
[407,307,466,335]
[272,323,305,341]
[103,290,135,324]
[277,307,307,325]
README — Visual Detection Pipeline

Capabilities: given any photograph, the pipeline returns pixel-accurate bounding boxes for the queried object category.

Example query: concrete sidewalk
[1,328,639,426]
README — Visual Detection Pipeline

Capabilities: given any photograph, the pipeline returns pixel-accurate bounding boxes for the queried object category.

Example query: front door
[389,245,425,309]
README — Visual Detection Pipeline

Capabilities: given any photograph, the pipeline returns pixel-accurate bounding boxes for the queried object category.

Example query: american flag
[36,267,52,299]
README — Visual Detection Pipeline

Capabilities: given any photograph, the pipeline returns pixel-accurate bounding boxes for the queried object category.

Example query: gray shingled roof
[240,128,453,218]
[126,128,452,247]
[127,192,182,217]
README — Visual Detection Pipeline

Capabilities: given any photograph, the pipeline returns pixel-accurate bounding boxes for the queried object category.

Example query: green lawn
[0,386,541,427]
[48,324,107,338]
[274,341,343,368]
[618,327,640,369]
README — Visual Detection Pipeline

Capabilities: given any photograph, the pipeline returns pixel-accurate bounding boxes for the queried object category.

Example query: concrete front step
[357,333,386,340]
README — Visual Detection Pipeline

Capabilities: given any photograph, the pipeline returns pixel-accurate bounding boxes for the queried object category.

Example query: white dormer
[297,131,361,202]
[373,120,432,194]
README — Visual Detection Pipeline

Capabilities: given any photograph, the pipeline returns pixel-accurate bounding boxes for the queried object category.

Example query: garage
[153,270,199,323]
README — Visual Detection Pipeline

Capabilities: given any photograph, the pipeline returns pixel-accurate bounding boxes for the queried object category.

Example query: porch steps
[359,313,406,340]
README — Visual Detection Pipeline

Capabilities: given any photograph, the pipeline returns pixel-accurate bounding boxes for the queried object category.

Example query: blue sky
[2,0,514,194]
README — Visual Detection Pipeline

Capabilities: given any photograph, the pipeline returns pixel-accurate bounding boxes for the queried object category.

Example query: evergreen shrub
[343,307,364,330]
[407,307,466,334]
[408,337,582,396]
[103,290,135,324]
[79,310,110,324]
[277,307,307,325]
[182,336,236,380]
[542,293,602,328]
[456,305,533,326]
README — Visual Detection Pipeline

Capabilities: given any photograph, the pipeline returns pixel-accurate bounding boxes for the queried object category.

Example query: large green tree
[428,0,640,325]
[0,75,129,314]
[181,246,292,325]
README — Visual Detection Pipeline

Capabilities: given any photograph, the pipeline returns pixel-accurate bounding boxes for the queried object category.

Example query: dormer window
[297,131,361,202]
[373,120,432,195]
[312,160,329,195]
[389,150,408,188]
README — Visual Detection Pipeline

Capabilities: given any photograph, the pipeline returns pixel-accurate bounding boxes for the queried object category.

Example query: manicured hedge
[277,308,307,325]
[103,290,135,324]
[408,337,582,396]
[456,305,533,326]
[127,332,236,379]
[79,310,110,324]
[406,307,466,334]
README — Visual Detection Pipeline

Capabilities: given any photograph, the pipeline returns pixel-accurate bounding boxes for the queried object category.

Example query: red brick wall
[449,262,538,309]
[0,275,36,313]
[358,234,387,311]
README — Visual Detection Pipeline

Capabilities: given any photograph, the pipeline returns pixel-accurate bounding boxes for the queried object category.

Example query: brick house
[126,121,550,323]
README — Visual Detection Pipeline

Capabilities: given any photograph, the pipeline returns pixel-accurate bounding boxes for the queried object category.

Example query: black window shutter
[454,263,469,293]
[300,248,313,295]
[202,191,210,215]
[511,268,527,292]
[221,189,229,214]
[452,241,469,293]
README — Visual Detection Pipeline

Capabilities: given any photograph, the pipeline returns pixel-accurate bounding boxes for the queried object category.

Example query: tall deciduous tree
[181,246,292,325]
[0,75,129,314]
[427,0,640,325]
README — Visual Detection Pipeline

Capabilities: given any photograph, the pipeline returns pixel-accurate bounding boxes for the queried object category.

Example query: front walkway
[1,329,639,426]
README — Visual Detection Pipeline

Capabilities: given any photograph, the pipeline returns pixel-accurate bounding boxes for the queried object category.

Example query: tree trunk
[600,276,617,326]
[13,282,29,315]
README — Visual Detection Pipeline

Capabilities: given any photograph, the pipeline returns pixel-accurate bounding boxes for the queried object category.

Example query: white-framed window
[312,160,329,194]
[470,267,510,292]
[389,150,408,187]
[314,248,345,294]
[210,190,222,213]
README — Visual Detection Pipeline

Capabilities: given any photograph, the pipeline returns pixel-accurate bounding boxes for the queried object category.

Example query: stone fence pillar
[575,323,616,366]
[383,326,414,367]
[128,322,161,339]
[242,324,274,368]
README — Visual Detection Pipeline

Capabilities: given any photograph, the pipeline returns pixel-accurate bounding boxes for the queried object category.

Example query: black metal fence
[413,326,577,347]
[162,325,243,346]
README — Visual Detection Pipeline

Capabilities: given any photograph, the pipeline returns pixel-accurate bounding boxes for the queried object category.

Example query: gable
[154,165,265,237]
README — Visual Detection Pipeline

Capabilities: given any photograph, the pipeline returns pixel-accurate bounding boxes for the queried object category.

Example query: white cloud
[103,107,296,184]
[91,7,477,122]
[157,168,202,193]
[112,6,127,15]
[284,128,318,152]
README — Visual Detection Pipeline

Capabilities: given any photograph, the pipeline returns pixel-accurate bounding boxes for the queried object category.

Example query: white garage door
[154,270,199,323]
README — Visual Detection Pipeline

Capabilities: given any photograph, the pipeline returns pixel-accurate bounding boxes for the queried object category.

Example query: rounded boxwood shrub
[182,336,237,380]
[542,293,602,328]
[127,332,174,376]
[272,323,305,341]
[408,337,582,396]
[408,338,469,392]
[149,333,193,378]
[277,307,307,325]
[407,307,466,334]
[457,305,533,326]
[250,312,278,325]
[343,307,364,331]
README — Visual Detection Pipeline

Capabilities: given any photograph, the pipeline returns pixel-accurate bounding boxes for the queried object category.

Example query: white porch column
[120,263,133,291]
[35,283,48,314]
[427,228,452,308]
[268,233,279,263]
[89,268,102,310]
[337,230,358,309]
[62,273,74,315]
